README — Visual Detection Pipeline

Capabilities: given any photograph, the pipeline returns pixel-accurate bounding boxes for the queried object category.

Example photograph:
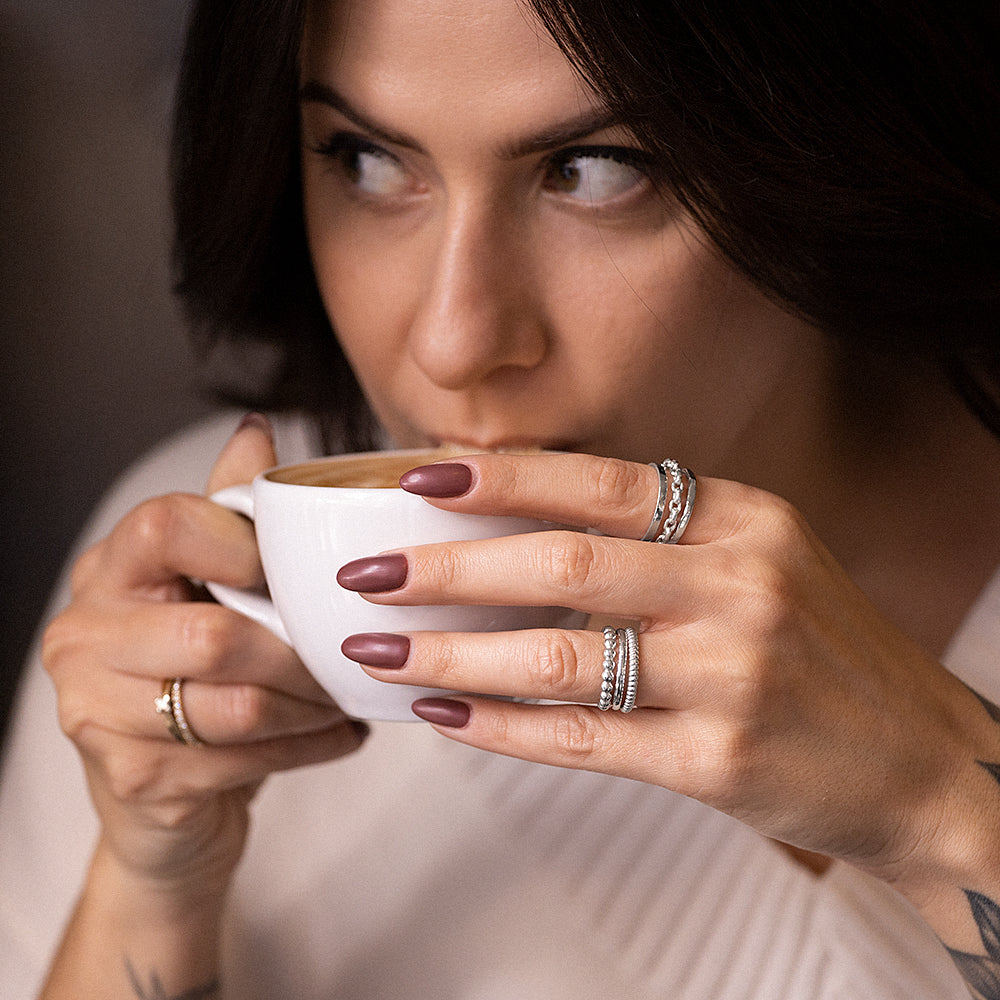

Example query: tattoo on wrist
[969,686,1000,725]
[125,958,220,1000]
[979,760,1000,791]
[947,686,1000,997]
[947,891,1000,1000]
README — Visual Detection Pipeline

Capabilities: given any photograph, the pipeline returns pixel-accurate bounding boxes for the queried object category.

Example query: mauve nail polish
[236,411,274,441]
[341,633,410,668]
[411,698,471,728]
[336,553,409,592]
[399,463,473,498]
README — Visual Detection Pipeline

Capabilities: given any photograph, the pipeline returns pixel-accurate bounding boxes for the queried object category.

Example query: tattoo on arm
[124,959,220,1000]
[946,687,1000,998]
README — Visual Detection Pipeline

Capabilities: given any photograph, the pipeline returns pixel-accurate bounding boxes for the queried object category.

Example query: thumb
[206,413,279,494]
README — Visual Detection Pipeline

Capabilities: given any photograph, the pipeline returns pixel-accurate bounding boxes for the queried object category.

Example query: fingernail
[399,463,473,498]
[337,554,409,593]
[236,412,274,442]
[341,633,410,668]
[411,698,471,728]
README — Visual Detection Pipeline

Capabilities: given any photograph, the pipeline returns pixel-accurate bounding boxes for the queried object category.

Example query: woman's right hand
[41,416,366,900]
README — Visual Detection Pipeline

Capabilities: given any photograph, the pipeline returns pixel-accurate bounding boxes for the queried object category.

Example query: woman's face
[299,0,829,471]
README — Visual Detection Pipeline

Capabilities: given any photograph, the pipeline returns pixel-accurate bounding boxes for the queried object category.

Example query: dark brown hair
[171,0,1000,442]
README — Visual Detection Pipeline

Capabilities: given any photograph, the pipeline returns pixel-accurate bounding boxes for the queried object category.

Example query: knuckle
[591,457,646,511]
[40,612,73,679]
[127,494,191,561]
[492,457,522,499]
[739,552,794,624]
[670,720,752,805]
[41,613,108,742]
[754,492,808,549]
[101,751,164,804]
[69,542,104,596]
[218,683,268,738]
[551,705,603,761]
[529,632,583,692]
[428,635,464,684]
[716,544,799,644]
[421,545,462,592]
[54,682,94,743]
[180,605,239,676]
[536,531,600,594]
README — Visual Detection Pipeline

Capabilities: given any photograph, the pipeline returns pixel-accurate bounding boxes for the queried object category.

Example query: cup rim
[259,447,471,490]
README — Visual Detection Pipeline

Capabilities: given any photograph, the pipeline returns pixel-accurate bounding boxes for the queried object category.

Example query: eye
[543,147,651,205]
[310,132,415,199]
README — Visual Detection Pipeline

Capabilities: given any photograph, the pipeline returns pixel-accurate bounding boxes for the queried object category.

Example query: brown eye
[313,133,415,199]
[544,150,648,203]
[341,146,410,196]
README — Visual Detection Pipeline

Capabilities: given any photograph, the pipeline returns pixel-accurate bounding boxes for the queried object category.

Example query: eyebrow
[299,79,620,159]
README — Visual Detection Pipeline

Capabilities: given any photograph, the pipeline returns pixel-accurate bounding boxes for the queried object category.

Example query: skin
[38,0,1000,996]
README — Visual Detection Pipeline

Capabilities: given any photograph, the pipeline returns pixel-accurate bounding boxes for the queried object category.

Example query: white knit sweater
[0,412,979,999]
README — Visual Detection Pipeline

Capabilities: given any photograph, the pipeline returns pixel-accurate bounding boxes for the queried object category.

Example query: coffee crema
[266,449,464,489]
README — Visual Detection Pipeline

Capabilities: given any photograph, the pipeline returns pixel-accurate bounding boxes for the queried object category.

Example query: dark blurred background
[0,1,215,744]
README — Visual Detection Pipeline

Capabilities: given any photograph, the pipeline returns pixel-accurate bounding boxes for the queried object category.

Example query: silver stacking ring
[643,460,697,544]
[598,627,639,713]
[154,677,204,747]
[621,628,639,713]
[599,628,616,711]
[640,463,669,541]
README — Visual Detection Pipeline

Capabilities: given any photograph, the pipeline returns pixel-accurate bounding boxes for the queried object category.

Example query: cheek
[547,227,722,376]
[597,230,797,379]
[304,199,415,375]
[564,232,813,460]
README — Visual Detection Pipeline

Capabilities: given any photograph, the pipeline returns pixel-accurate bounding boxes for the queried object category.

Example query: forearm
[39,840,228,1000]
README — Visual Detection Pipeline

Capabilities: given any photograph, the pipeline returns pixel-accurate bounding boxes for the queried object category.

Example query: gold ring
[154,678,204,747]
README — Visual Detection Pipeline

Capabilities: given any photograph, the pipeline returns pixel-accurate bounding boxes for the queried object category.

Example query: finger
[47,619,343,750]
[206,412,278,495]
[347,627,692,710]
[96,492,265,595]
[401,452,751,543]
[408,697,683,790]
[84,719,368,808]
[53,600,332,704]
[339,530,695,621]
[149,677,348,746]
[70,672,347,748]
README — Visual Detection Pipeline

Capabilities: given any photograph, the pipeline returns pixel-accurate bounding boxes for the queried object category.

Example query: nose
[407,200,548,391]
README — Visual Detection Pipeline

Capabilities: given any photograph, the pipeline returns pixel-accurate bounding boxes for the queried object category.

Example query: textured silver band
[654,459,685,543]
[599,627,616,711]
[671,470,697,544]
[620,627,639,713]
[598,627,640,713]
[652,461,696,544]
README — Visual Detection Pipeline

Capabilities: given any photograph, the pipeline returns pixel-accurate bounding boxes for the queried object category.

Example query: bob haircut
[171,0,1000,447]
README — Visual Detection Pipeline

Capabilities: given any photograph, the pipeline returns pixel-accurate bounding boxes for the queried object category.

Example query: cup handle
[206,484,292,646]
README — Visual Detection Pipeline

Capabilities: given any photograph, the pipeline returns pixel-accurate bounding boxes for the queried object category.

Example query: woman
[5,0,999,997]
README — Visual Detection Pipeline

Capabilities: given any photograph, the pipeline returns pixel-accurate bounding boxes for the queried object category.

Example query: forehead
[300,0,601,136]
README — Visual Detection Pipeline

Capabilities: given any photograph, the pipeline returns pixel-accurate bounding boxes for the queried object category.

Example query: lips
[431,436,577,454]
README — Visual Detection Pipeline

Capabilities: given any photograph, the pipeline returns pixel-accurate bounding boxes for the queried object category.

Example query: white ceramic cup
[208,449,583,721]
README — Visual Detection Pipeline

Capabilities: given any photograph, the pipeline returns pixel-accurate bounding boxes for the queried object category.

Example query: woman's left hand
[338,452,999,891]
